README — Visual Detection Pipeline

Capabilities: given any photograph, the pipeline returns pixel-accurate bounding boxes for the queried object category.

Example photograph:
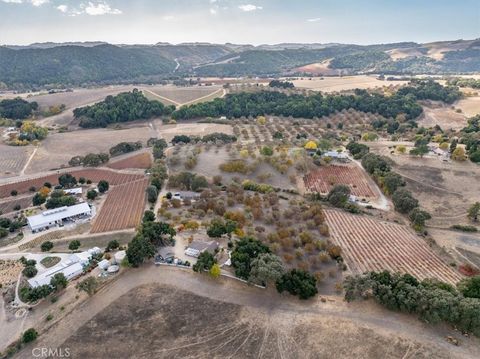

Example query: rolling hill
[0,39,479,89]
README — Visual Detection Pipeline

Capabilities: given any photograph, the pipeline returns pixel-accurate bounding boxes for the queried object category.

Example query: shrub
[276,269,318,300]
[22,328,38,343]
[68,240,81,251]
[40,241,53,252]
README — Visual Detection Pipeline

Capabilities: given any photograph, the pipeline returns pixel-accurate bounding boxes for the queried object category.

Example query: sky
[0,0,479,45]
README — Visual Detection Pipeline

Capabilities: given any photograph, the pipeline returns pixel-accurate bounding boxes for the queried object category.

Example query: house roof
[28,262,83,288]
[63,188,82,195]
[188,240,218,253]
[27,203,91,229]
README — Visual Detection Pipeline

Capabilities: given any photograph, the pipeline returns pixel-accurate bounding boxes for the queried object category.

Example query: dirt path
[142,89,182,107]
[19,147,37,176]
[15,265,480,359]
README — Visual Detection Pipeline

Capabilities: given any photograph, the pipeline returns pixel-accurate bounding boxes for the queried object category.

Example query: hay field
[25,126,155,174]
[290,75,409,92]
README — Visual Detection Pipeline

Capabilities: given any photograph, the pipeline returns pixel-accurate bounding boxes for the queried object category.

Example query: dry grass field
[0,144,34,178]
[303,164,376,198]
[0,260,22,287]
[153,121,233,142]
[290,75,409,92]
[143,85,224,106]
[24,126,155,174]
[419,104,468,131]
[0,194,34,214]
[55,283,461,359]
[455,95,480,118]
[324,209,463,285]
[368,141,480,228]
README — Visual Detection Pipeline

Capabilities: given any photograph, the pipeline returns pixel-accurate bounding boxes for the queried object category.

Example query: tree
[249,253,285,286]
[231,237,270,280]
[392,189,418,214]
[106,240,119,251]
[22,328,38,343]
[32,193,46,206]
[68,240,81,251]
[193,251,217,272]
[276,269,318,300]
[22,265,37,278]
[207,218,236,238]
[97,180,109,193]
[327,185,351,208]
[146,185,158,203]
[452,147,467,161]
[410,144,429,157]
[361,153,390,175]
[140,221,176,246]
[458,276,480,299]
[126,235,155,267]
[346,141,369,159]
[209,263,221,278]
[191,175,208,191]
[142,210,155,223]
[50,273,68,291]
[383,172,405,195]
[468,202,480,222]
[58,173,77,188]
[76,277,99,296]
[40,241,53,252]
[260,146,273,156]
[87,189,98,200]
[409,208,431,230]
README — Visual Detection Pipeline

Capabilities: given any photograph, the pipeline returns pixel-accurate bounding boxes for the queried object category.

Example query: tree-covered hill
[73,89,174,128]
[0,44,176,88]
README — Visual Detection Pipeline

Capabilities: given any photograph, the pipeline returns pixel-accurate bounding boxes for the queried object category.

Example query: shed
[114,250,126,264]
[98,259,110,270]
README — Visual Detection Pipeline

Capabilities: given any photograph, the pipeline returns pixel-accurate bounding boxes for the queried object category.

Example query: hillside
[0,39,479,89]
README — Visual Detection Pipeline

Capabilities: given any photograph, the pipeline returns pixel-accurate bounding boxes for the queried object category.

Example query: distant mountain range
[1,39,479,89]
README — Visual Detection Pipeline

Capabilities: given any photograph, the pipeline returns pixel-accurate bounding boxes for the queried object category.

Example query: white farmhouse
[27,203,91,232]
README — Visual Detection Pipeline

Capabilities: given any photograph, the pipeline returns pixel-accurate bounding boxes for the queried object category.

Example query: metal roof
[27,203,91,229]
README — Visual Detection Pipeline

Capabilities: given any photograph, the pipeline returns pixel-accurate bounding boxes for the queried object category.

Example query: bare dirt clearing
[24,126,155,174]
[107,151,152,170]
[290,75,408,92]
[58,283,462,359]
[324,209,463,285]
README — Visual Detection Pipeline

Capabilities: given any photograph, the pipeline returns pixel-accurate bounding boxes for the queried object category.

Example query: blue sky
[0,0,478,45]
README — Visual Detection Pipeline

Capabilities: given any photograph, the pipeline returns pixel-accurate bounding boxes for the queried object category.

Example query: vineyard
[107,152,152,170]
[91,178,149,233]
[0,195,34,214]
[0,144,32,177]
[324,209,463,285]
[304,165,375,198]
[0,169,144,198]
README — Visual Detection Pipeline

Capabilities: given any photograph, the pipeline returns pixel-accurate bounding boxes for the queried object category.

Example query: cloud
[30,0,48,6]
[162,15,174,21]
[209,7,217,15]
[238,4,262,12]
[84,1,122,16]
[307,18,321,22]
[56,4,67,13]
[1,0,50,6]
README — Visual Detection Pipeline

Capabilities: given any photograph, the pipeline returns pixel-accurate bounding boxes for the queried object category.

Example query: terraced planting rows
[91,178,149,233]
[107,152,152,170]
[304,165,375,198]
[324,209,463,285]
[0,169,144,198]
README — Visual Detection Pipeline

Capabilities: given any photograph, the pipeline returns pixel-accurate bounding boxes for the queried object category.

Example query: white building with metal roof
[27,203,92,232]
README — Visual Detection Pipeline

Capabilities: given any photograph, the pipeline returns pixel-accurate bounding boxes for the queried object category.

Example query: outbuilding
[27,203,92,232]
